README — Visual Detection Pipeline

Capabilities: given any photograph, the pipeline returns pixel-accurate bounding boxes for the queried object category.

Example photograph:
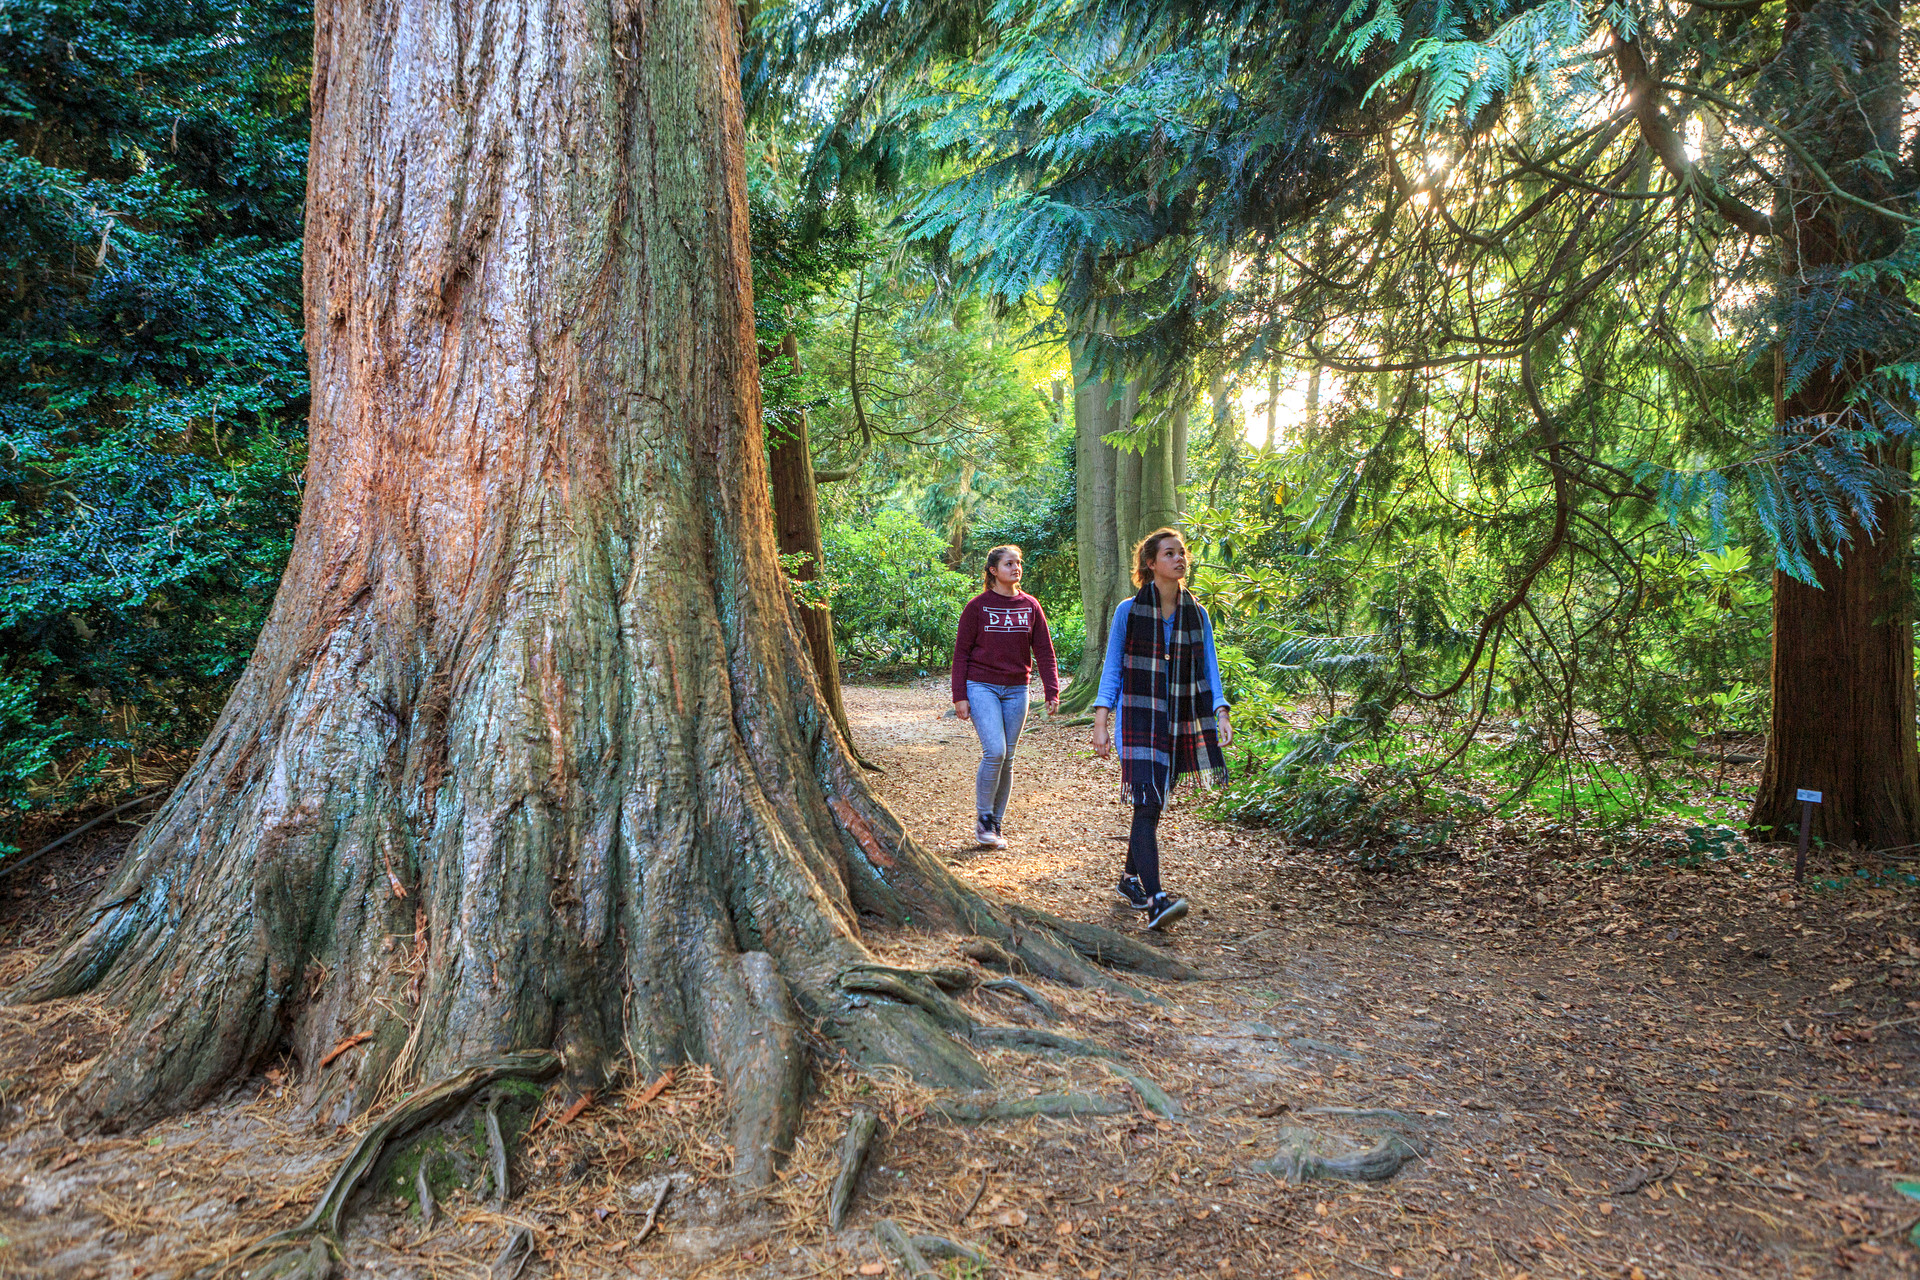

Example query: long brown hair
[1131,527,1186,588]
[983,544,1023,589]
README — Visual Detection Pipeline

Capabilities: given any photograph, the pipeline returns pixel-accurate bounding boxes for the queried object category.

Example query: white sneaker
[976,815,1007,849]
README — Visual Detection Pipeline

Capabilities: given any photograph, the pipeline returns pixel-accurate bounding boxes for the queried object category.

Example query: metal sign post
[1795,788,1821,883]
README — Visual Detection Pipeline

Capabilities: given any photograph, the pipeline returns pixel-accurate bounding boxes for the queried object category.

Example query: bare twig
[635,1178,672,1244]
[956,1171,989,1224]
[1,790,166,882]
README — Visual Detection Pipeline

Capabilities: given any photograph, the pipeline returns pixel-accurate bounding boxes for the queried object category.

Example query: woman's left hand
[1216,709,1233,749]
[1045,697,1059,716]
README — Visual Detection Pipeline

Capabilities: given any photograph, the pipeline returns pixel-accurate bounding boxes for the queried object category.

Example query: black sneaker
[1145,894,1189,930]
[1114,874,1150,909]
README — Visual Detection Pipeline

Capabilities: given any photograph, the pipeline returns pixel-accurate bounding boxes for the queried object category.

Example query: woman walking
[1092,528,1232,929]
[953,545,1060,848]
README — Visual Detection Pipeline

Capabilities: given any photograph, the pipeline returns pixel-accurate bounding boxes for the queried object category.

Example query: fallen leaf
[992,1207,1028,1227]
[1829,977,1856,994]
[858,1264,887,1276]
[632,1068,675,1107]
[556,1091,594,1127]
[318,1031,374,1068]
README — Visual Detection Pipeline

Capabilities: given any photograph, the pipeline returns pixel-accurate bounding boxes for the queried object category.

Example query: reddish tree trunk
[768,330,857,752]
[7,0,1176,1161]
[1750,0,1918,847]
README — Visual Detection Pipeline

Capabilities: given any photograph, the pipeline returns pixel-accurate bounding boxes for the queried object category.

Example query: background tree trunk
[7,0,1169,1158]
[1168,401,1189,525]
[1750,0,1918,847]
[1755,483,1918,846]
[1061,341,1124,710]
[768,330,858,754]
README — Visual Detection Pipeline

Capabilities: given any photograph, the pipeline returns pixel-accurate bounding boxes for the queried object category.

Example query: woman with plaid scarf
[1091,528,1232,929]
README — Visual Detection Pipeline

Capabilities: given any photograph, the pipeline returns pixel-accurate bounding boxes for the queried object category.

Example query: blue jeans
[966,681,1029,824]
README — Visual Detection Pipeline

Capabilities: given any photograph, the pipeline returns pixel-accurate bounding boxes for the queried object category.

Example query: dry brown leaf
[317,1031,373,1068]
[555,1091,593,1127]
[632,1068,675,1107]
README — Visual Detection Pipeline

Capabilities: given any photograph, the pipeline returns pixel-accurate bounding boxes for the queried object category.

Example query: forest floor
[2,678,1918,1279]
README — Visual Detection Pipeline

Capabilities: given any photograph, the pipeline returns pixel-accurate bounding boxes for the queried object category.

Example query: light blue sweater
[1091,598,1229,711]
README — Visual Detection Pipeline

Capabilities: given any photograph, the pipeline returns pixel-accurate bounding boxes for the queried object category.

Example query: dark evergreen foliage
[0,0,311,840]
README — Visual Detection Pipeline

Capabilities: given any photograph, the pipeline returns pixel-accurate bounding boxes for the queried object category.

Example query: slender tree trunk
[1169,400,1189,523]
[768,331,858,754]
[7,0,1171,1153]
[1061,340,1123,710]
[943,462,974,568]
[1751,0,1918,847]
[1263,365,1279,450]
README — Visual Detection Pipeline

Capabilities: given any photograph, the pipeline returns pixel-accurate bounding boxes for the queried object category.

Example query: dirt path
[846,679,1920,1279]
[0,680,1915,1279]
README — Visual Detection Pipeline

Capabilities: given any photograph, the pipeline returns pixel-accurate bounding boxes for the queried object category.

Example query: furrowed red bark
[1748,0,1919,847]
[768,329,858,753]
[5,0,1166,1169]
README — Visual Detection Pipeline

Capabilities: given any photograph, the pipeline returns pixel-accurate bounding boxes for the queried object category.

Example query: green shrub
[1045,605,1084,676]
[1206,755,1477,872]
[819,510,976,673]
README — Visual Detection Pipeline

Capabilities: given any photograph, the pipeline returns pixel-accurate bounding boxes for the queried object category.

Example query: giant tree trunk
[768,330,858,753]
[1750,0,1918,847]
[7,0,1170,1158]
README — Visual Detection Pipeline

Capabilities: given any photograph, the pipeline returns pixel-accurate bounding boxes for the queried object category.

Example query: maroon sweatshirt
[951,591,1060,702]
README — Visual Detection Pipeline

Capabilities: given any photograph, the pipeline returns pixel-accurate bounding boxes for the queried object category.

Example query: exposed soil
[1,679,1917,1278]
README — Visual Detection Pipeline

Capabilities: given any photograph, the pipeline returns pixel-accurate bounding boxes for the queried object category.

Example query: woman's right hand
[1092,709,1112,758]
[954,700,971,722]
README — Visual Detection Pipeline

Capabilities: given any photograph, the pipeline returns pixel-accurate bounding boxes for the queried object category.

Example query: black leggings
[1125,803,1164,898]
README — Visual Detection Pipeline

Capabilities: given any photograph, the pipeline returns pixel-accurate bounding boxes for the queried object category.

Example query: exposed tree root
[839,963,977,993]
[1252,1126,1423,1183]
[413,1163,435,1230]
[491,1225,534,1280]
[912,1232,991,1266]
[1008,905,1201,981]
[970,1025,1118,1058]
[933,1092,1129,1122]
[1299,1106,1427,1132]
[874,1217,938,1278]
[200,1052,558,1279]
[827,1106,880,1230]
[1103,1061,1180,1119]
[837,967,974,1031]
[247,1236,333,1280]
[481,1094,510,1206]
[958,938,1022,972]
[978,978,1056,1020]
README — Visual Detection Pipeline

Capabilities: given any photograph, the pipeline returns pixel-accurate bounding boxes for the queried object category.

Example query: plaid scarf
[1117,582,1229,806]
